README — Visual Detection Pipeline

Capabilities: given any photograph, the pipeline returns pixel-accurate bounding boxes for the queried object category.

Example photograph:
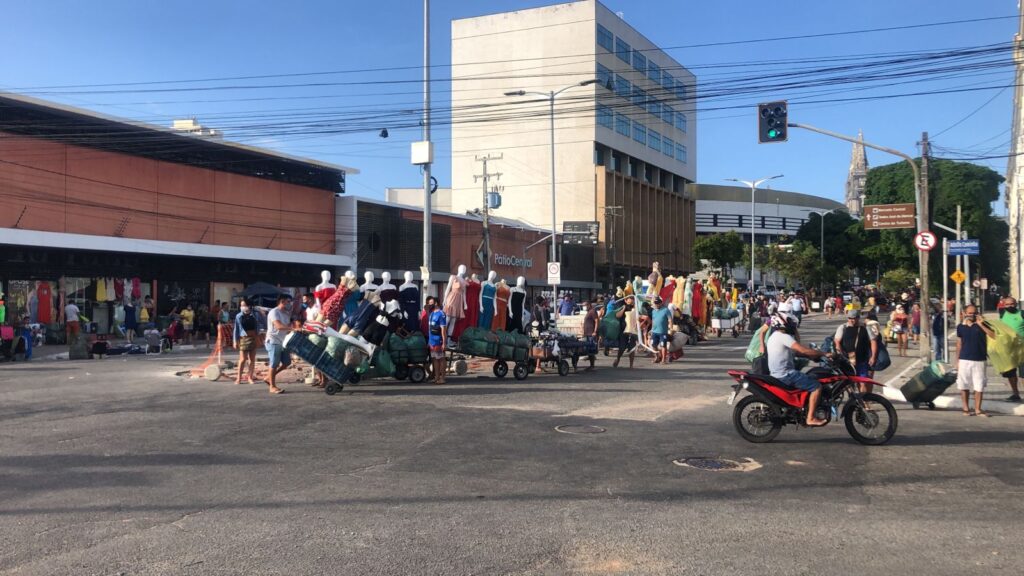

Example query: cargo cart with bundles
[711,306,740,338]
[283,331,358,396]
[550,333,598,373]
[526,332,586,376]
[457,327,531,380]
[386,331,430,383]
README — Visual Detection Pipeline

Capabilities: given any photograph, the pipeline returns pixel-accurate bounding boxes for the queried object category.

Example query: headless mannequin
[443,264,468,336]
[480,271,497,312]
[313,270,337,314]
[507,276,527,333]
[478,271,498,329]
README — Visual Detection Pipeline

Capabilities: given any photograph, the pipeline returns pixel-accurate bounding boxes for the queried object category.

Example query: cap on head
[846,309,860,319]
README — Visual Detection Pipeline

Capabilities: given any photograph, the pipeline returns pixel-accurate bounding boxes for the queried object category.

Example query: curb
[878,358,1024,416]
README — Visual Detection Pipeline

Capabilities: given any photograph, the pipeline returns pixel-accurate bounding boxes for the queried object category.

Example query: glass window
[648,99,661,117]
[647,61,661,83]
[663,136,674,157]
[674,81,687,100]
[632,86,646,107]
[615,113,630,136]
[675,143,687,163]
[614,74,631,98]
[596,63,612,90]
[663,105,674,127]
[632,121,646,144]
[662,72,674,91]
[632,50,647,73]
[648,129,661,151]
[615,38,631,64]
[597,104,613,129]
[675,112,687,133]
[597,24,614,52]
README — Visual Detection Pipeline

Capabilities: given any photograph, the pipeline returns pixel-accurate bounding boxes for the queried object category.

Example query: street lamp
[505,78,598,319]
[803,208,840,296]
[725,174,783,291]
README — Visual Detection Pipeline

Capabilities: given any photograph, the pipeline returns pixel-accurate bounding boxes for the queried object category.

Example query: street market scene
[3,1,1024,574]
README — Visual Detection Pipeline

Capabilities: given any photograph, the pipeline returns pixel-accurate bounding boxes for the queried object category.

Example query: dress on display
[444,275,468,341]
[37,283,53,324]
[691,282,704,322]
[320,286,353,327]
[378,287,399,304]
[314,285,337,306]
[478,283,496,329]
[507,290,526,333]
[114,279,124,301]
[492,284,510,332]
[131,277,142,300]
[464,280,481,330]
[659,279,675,304]
[28,292,38,323]
[345,288,362,319]
[106,278,116,302]
[648,271,664,297]
[95,278,106,302]
[399,286,421,333]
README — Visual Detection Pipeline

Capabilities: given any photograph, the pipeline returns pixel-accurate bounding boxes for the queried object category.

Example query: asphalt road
[1,314,1022,575]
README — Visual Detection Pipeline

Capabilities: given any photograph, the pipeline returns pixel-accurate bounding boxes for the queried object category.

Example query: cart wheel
[493,360,509,378]
[394,365,409,381]
[454,359,468,376]
[409,365,427,383]
[349,372,362,385]
[325,383,342,396]
[527,361,537,374]
[513,363,528,380]
[927,402,936,410]
[558,360,570,377]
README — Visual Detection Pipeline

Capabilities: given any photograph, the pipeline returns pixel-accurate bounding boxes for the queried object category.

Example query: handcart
[283,331,357,396]
[527,332,573,377]
[457,327,531,380]
[711,317,739,338]
[386,331,430,384]
[556,335,598,372]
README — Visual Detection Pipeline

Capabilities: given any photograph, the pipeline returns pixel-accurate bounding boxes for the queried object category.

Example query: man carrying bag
[833,309,878,393]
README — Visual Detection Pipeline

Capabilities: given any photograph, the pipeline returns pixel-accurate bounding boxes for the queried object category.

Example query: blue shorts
[780,371,821,391]
[651,333,669,348]
[266,342,292,369]
[855,362,871,378]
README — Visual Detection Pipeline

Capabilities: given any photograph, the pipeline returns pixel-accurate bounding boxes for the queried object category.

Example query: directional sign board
[913,231,937,252]
[547,262,562,285]
[951,270,966,284]
[949,239,980,256]
[562,221,600,245]
[863,203,916,230]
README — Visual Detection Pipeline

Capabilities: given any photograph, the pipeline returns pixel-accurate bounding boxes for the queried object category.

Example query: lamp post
[505,78,598,319]
[803,208,839,297]
[725,175,783,291]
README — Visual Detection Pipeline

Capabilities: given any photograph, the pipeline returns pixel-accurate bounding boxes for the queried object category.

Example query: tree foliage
[694,231,744,272]
[881,268,917,294]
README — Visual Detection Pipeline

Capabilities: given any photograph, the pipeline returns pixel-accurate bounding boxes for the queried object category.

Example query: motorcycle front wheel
[733,395,782,443]
[844,393,898,445]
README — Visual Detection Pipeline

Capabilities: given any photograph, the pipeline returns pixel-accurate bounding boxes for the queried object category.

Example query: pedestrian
[195,304,212,349]
[232,298,260,386]
[264,294,293,395]
[301,293,318,323]
[65,301,81,338]
[426,297,448,384]
[142,295,155,326]
[824,295,835,318]
[180,303,195,345]
[787,291,805,325]
[420,295,437,338]
[833,309,878,392]
[532,296,548,333]
[613,295,638,369]
[931,302,946,362]
[650,296,672,364]
[892,305,909,357]
[583,298,601,370]
[955,304,995,417]
[997,297,1024,402]
[559,292,575,317]
[910,302,922,345]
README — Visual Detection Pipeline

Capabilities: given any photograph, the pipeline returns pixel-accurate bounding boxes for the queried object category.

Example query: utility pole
[421,0,432,302]
[920,131,931,316]
[474,154,502,275]
[605,205,623,290]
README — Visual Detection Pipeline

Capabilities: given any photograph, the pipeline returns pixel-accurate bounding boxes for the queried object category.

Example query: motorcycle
[726,353,898,445]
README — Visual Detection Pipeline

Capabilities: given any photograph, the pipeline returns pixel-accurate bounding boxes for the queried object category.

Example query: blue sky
[0,0,1016,211]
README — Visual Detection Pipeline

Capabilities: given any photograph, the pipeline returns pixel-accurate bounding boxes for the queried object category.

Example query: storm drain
[554,424,606,435]
[672,457,762,472]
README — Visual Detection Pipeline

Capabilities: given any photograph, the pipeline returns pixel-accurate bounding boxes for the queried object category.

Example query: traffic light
[758,101,788,143]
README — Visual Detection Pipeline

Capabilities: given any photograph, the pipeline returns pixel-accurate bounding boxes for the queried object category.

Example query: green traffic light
[768,129,779,138]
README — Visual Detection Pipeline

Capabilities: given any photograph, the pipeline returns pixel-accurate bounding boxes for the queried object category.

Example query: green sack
[513,346,529,363]
[499,344,516,361]
[308,334,328,349]
[744,326,773,362]
[325,336,350,361]
[599,316,622,341]
[404,333,429,363]
[388,333,406,354]
[513,333,531,350]
[375,349,396,376]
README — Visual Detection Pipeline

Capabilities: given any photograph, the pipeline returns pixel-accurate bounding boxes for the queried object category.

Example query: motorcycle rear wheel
[844,393,898,445]
[733,395,782,443]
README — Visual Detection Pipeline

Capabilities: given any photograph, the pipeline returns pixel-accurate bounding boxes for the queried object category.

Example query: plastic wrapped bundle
[404,332,429,363]
[344,345,368,369]
[308,333,328,349]
[325,336,350,361]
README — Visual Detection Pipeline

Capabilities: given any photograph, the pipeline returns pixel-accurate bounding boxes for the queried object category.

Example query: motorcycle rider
[766,310,830,426]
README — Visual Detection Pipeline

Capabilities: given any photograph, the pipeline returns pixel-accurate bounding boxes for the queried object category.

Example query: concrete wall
[0,131,335,254]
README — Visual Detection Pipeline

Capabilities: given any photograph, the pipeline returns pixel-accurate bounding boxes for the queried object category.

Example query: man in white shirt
[787,292,805,325]
[766,311,829,426]
[265,295,293,395]
[65,302,81,337]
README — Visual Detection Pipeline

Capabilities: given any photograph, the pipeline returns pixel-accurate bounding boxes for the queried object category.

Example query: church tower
[845,130,868,216]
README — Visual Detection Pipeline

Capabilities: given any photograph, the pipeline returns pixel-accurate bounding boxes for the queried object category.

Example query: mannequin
[343,270,360,318]
[673,275,686,311]
[313,270,337,314]
[361,271,378,294]
[507,276,527,333]
[682,276,694,317]
[398,271,421,333]
[648,262,664,298]
[314,275,359,328]
[491,278,511,332]
[632,276,644,298]
[659,274,676,304]
[463,270,481,335]
[478,271,498,329]
[378,271,398,303]
[443,264,469,338]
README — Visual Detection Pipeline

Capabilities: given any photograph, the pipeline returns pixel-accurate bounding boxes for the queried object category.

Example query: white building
[450,0,697,287]
[1006,4,1024,298]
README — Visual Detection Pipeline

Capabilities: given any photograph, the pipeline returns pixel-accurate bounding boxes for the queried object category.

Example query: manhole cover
[672,457,762,472]
[555,424,606,435]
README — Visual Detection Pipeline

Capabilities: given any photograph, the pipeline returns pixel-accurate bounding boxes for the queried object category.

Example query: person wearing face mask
[613,295,638,369]
[955,304,996,416]
[997,297,1024,402]
[766,310,829,426]
[232,298,260,385]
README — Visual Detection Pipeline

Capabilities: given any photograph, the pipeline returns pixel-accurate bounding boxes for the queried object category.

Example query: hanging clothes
[691,281,704,322]
[492,283,510,332]
[659,278,675,304]
[399,285,421,333]
[37,282,53,324]
[344,286,362,320]
[507,290,526,333]
[478,283,496,329]
[28,290,38,323]
[464,280,481,329]
[106,278,115,302]
[131,277,142,300]
[95,278,106,302]
[114,278,125,301]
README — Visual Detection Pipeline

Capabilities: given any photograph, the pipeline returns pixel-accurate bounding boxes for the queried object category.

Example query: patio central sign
[494,253,533,269]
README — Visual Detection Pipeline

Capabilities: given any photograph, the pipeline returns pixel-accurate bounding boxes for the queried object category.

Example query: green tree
[693,231,744,273]
[794,211,867,271]
[863,158,1008,286]
[881,268,916,294]
[774,240,840,289]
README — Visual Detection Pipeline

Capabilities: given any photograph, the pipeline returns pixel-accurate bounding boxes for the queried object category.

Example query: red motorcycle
[726,354,898,445]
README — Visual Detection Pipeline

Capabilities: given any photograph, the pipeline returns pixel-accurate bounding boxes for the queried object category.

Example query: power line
[931,85,1011,138]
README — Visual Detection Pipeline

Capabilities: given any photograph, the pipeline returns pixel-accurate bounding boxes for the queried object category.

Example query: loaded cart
[283,331,357,396]
[387,331,430,383]
[458,327,531,380]
[527,332,575,376]
[711,307,740,338]
[900,361,957,410]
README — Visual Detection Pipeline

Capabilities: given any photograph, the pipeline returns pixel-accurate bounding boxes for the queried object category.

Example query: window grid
[648,129,661,151]
[662,72,675,91]
[615,38,631,63]
[597,25,613,52]
[663,136,674,157]
[647,61,661,83]
[632,50,647,73]
[675,112,687,133]
[632,121,646,144]
[615,113,630,136]
[596,63,612,90]
[632,86,647,107]
[597,104,613,129]
[614,75,631,98]
[675,144,687,163]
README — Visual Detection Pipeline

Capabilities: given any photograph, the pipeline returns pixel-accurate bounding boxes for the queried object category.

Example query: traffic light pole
[787,122,931,362]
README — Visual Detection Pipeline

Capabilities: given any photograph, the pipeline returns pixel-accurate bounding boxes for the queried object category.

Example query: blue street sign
[948,239,980,256]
